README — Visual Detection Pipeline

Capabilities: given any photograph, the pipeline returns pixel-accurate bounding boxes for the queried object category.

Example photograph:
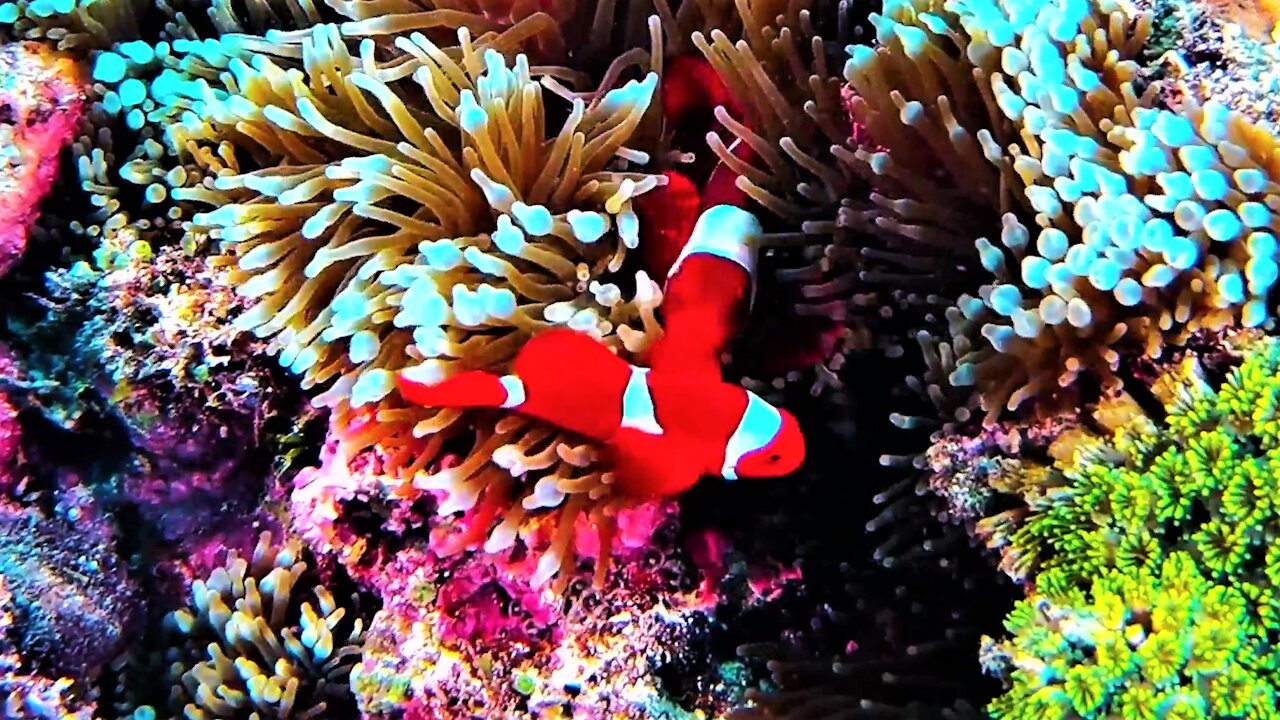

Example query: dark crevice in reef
[673,343,1014,713]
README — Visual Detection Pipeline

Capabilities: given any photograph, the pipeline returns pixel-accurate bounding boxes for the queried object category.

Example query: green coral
[968,332,1280,717]
[983,552,1277,720]
[993,336,1280,605]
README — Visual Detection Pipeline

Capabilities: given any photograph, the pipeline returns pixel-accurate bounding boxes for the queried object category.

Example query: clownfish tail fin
[398,367,527,409]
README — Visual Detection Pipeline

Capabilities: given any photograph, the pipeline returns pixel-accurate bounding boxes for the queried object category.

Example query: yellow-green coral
[950,331,1280,717]
[972,333,1280,605]
[163,532,363,720]
[982,552,1278,720]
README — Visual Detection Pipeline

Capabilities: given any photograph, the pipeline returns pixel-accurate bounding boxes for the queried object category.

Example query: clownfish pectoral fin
[605,427,707,499]
[398,367,526,409]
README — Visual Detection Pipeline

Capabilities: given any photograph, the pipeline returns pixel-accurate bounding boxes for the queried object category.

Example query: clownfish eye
[769,453,782,462]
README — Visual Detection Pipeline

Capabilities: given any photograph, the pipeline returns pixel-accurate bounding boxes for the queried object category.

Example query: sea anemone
[731,557,1007,719]
[693,0,865,397]
[883,0,1280,422]
[0,0,139,49]
[161,531,364,719]
[838,0,1017,342]
[155,22,666,586]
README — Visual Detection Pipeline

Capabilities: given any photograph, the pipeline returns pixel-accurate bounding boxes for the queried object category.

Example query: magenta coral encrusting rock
[350,537,730,720]
[0,396,18,489]
[0,348,21,496]
[0,41,82,279]
[290,412,677,587]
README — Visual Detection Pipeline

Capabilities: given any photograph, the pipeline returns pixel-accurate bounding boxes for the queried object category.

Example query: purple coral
[29,242,297,540]
[0,500,140,675]
[0,577,95,720]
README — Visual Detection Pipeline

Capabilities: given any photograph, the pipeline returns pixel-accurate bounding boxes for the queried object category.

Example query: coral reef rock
[0,500,140,675]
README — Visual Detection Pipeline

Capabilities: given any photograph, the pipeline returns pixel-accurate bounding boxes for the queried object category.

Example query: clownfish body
[635,170,701,282]
[399,205,805,499]
[399,325,803,498]
[647,201,757,377]
[660,55,743,130]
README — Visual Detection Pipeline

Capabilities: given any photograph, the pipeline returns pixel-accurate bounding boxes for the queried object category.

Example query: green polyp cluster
[1015,340,1280,599]
[977,333,1280,717]
[983,552,1277,720]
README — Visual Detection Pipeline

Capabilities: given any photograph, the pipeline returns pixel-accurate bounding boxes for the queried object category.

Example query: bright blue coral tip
[93,51,128,84]
[118,40,156,65]
[1152,112,1197,147]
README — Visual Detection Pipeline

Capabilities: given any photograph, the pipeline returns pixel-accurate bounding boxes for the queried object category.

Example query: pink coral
[289,416,436,567]
[0,343,23,497]
[0,42,83,278]
[0,396,19,495]
[350,537,731,720]
[360,544,561,650]
[292,422,745,717]
[291,413,678,586]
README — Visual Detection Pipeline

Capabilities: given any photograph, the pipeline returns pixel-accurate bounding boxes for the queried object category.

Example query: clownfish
[642,55,843,380]
[638,53,750,283]
[397,55,806,498]
[398,203,805,499]
[644,138,763,377]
